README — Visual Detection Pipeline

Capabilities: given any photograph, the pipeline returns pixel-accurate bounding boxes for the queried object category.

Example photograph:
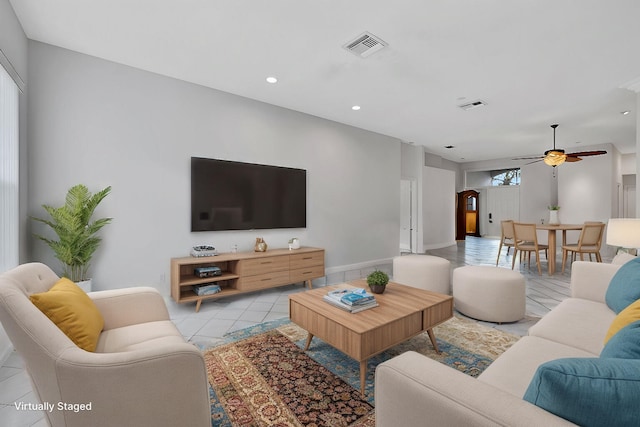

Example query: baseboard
[422,241,457,251]
[325,257,394,276]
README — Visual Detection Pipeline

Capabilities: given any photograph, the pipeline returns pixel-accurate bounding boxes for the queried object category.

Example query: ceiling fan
[513,124,607,167]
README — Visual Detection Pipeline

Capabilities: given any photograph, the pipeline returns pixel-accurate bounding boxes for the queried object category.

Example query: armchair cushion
[30,277,104,351]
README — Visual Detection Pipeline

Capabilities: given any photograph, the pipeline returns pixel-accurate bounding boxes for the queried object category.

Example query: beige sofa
[375,261,622,427]
[0,263,210,427]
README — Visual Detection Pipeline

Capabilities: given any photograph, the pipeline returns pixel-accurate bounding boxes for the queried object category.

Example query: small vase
[369,284,386,294]
[255,237,268,252]
[549,210,560,225]
[289,238,300,250]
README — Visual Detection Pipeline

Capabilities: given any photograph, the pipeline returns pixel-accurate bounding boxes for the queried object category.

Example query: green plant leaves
[32,184,112,282]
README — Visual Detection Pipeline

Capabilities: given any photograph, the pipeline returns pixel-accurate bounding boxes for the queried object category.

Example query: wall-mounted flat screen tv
[191,157,307,231]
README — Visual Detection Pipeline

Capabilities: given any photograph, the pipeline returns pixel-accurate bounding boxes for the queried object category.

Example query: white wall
[421,167,456,250]
[558,144,615,224]
[621,153,636,175]
[557,143,617,246]
[520,161,556,225]
[27,41,401,293]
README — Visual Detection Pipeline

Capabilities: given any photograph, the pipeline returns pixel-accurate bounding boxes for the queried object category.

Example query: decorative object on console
[367,270,389,294]
[548,205,560,225]
[191,245,217,257]
[288,237,300,250]
[254,237,268,252]
[31,184,112,291]
[194,266,222,278]
[606,218,640,255]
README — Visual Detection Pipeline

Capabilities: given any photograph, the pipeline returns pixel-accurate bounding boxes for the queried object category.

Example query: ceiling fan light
[544,152,566,166]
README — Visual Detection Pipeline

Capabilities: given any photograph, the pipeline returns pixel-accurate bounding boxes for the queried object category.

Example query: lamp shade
[606,219,640,247]
[543,151,566,166]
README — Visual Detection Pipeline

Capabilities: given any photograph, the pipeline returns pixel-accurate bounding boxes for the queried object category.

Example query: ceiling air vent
[458,100,487,111]
[343,32,387,58]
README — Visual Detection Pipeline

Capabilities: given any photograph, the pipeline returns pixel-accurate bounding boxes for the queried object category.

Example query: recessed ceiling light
[445,145,455,149]
[622,110,631,115]
[266,76,278,84]
[352,105,361,111]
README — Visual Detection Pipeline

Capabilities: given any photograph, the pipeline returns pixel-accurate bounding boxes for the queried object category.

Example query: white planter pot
[75,279,92,293]
[549,210,560,225]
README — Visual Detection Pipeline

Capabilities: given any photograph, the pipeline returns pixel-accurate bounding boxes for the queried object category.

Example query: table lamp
[606,218,640,255]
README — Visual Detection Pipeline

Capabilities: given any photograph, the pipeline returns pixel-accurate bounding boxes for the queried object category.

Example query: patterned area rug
[203,315,519,426]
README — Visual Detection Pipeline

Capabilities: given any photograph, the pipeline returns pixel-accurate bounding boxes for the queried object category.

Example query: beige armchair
[0,263,210,427]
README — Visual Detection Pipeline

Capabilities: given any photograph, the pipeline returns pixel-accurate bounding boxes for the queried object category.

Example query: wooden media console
[171,247,325,312]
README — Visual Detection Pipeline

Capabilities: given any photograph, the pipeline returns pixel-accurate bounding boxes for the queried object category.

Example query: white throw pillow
[612,252,637,266]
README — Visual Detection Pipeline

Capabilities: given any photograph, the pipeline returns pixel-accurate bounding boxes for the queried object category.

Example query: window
[491,168,520,186]
[0,63,19,272]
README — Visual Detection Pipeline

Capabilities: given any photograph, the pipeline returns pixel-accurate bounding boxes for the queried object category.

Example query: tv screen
[191,157,307,231]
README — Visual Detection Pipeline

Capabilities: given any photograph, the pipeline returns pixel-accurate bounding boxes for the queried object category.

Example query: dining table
[536,223,584,275]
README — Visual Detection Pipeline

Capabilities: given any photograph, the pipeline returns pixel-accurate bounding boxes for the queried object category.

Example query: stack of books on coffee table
[323,288,379,313]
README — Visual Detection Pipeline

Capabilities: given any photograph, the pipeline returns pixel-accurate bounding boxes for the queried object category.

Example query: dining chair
[561,222,606,273]
[512,223,549,275]
[496,220,519,266]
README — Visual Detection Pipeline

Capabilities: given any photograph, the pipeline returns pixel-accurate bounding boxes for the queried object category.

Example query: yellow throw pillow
[605,299,640,344]
[30,277,104,352]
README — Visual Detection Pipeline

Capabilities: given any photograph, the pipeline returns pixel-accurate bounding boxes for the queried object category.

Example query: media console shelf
[171,247,325,312]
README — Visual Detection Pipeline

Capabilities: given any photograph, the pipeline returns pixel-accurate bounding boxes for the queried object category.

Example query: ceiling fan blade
[564,156,582,162]
[566,150,607,157]
[525,159,543,165]
[513,156,544,160]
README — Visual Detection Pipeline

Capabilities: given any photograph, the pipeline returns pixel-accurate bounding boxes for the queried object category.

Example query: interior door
[483,186,520,237]
[624,184,636,218]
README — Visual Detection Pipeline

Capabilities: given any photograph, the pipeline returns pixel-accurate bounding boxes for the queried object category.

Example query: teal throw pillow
[523,358,640,427]
[601,320,640,359]
[606,257,640,313]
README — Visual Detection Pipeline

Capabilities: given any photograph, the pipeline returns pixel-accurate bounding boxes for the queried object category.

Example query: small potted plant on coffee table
[367,270,389,294]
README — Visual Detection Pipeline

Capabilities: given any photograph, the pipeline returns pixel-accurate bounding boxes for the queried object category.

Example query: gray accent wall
[26,41,401,293]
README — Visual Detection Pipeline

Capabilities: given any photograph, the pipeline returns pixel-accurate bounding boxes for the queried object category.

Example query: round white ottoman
[452,266,525,323]
[393,255,451,295]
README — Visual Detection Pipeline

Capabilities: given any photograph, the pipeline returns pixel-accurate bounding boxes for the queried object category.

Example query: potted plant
[32,184,112,291]
[367,270,389,294]
[548,205,560,225]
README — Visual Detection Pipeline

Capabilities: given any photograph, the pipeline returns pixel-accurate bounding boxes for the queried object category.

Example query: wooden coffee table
[289,280,453,397]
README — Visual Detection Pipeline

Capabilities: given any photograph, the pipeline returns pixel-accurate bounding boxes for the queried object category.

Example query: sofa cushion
[527,298,614,355]
[478,336,595,398]
[523,357,640,427]
[604,299,640,343]
[601,321,640,359]
[29,277,104,352]
[605,257,640,313]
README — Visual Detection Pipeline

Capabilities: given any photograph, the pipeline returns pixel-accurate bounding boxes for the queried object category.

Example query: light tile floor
[0,236,600,426]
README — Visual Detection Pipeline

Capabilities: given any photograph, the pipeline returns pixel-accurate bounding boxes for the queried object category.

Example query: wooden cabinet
[171,247,324,312]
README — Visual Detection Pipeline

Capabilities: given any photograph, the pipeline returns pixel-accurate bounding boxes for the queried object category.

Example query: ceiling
[9,0,640,163]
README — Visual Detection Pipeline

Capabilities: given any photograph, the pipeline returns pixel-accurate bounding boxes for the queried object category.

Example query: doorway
[456,190,480,240]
